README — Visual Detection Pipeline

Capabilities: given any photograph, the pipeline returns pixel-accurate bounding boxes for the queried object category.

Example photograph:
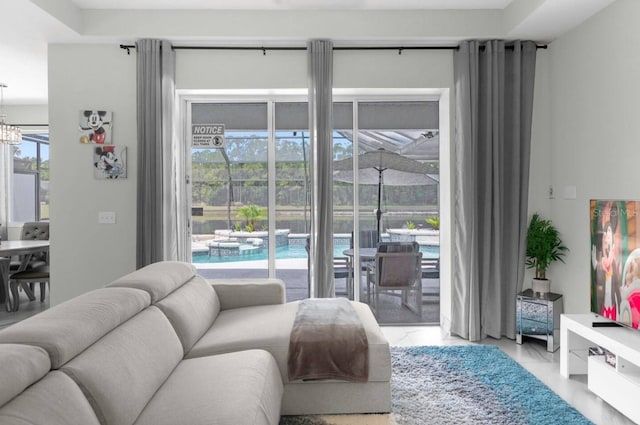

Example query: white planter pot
[532,278,550,296]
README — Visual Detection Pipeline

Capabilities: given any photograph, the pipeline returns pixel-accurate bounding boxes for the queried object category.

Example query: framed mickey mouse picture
[79,110,113,144]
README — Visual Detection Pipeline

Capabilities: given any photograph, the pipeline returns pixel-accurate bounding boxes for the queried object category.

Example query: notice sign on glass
[192,124,225,148]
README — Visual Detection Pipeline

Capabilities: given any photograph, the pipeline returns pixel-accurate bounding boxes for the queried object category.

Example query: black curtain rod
[120,43,546,55]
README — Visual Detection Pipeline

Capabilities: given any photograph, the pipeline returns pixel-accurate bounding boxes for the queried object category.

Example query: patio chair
[366,249,422,316]
[305,237,353,299]
[350,229,380,274]
[333,256,353,299]
[377,241,419,253]
[350,230,379,249]
[421,257,440,279]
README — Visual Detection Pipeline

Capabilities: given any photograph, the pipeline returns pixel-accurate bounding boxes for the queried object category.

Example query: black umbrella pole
[377,169,383,243]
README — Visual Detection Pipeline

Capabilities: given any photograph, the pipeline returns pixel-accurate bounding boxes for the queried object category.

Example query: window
[13,132,49,221]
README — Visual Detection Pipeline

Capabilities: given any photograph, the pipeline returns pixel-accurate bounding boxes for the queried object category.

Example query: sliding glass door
[186,95,441,324]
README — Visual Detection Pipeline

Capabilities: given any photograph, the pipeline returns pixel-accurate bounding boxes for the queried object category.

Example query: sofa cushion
[187,301,391,383]
[62,306,183,425]
[0,288,150,368]
[135,350,283,425]
[209,278,286,310]
[156,275,220,354]
[0,344,50,407]
[107,261,197,303]
[0,371,101,425]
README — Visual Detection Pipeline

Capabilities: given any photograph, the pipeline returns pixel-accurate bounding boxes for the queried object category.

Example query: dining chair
[8,265,50,312]
[9,222,49,303]
[10,222,50,271]
[366,249,422,316]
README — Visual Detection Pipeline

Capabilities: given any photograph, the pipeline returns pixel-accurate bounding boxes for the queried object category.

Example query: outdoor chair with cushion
[377,241,419,253]
[366,247,422,316]
[350,229,379,249]
[421,257,440,279]
[333,256,353,299]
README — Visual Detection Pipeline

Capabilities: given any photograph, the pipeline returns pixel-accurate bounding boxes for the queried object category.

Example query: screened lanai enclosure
[189,99,440,325]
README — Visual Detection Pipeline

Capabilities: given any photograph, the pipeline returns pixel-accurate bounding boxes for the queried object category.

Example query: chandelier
[0,83,22,145]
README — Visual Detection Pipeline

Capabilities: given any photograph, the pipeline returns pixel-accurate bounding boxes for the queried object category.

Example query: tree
[237,204,266,232]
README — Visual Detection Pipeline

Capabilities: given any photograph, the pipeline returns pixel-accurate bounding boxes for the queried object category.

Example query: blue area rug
[281,345,592,425]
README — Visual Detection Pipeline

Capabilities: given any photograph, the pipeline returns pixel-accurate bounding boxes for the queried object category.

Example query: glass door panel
[333,102,354,300]
[355,101,440,324]
[274,102,310,300]
[191,102,269,280]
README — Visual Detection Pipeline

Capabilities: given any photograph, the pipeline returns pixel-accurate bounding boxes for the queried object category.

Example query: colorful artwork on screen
[591,200,640,329]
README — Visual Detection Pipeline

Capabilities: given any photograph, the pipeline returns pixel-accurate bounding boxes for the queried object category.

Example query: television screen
[590,200,640,329]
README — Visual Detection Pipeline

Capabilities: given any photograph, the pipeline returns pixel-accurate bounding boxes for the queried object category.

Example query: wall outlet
[98,211,116,224]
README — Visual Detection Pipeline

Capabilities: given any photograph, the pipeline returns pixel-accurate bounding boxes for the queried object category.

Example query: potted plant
[425,216,440,230]
[526,213,568,295]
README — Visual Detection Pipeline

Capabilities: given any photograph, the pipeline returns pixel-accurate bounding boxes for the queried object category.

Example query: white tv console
[560,313,640,423]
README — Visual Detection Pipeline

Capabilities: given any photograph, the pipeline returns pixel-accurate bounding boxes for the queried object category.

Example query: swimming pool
[192,243,439,263]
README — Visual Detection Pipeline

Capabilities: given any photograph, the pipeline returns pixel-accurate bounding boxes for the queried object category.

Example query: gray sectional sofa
[0,261,391,425]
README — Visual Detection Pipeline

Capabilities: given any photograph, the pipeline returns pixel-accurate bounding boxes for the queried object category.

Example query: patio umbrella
[333,148,438,241]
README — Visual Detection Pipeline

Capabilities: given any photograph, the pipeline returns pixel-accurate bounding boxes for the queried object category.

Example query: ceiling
[0,0,616,105]
[70,0,516,10]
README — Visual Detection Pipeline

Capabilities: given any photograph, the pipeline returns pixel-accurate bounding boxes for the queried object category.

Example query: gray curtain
[136,39,187,268]
[452,40,537,341]
[307,39,334,298]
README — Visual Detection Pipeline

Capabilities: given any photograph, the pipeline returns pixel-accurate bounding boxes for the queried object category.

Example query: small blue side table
[516,289,563,352]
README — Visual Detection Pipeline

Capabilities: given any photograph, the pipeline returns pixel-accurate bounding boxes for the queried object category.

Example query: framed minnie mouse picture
[79,110,113,144]
[93,145,126,179]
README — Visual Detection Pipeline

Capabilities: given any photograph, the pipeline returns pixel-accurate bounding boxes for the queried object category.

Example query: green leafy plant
[237,204,266,232]
[406,220,416,230]
[526,213,568,279]
[425,216,440,230]
[233,223,242,232]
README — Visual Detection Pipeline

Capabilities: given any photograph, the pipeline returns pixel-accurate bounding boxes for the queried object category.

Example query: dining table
[0,240,50,312]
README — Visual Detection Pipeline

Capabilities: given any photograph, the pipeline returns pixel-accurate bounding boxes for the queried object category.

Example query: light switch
[98,211,116,224]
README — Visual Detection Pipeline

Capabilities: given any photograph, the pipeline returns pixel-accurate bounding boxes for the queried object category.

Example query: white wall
[524,51,553,288]
[48,44,137,304]
[543,0,640,314]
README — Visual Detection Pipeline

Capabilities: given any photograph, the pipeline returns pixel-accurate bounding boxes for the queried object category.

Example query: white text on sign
[192,124,225,148]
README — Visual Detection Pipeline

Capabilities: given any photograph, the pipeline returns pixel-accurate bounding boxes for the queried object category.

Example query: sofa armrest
[208,278,286,310]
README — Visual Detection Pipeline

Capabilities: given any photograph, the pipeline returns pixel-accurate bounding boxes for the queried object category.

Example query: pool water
[192,244,439,263]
